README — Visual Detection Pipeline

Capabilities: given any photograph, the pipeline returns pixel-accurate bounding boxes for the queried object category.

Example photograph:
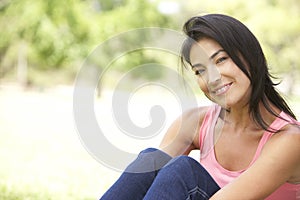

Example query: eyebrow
[191,49,225,69]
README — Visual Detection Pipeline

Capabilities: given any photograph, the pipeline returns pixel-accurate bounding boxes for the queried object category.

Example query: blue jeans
[100,148,220,200]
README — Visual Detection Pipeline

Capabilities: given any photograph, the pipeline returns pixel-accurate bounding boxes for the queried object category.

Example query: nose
[207,64,221,85]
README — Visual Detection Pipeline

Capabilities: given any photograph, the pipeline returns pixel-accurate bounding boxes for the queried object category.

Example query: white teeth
[215,84,230,95]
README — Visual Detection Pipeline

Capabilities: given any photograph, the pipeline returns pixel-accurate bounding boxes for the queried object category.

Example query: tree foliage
[0,0,173,84]
[0,0,299,92]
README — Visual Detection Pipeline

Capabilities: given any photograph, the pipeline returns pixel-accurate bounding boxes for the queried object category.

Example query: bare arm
[210,126,300,200]
[159,107,209,157]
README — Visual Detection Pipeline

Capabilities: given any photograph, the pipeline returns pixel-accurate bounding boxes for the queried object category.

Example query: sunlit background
[0,0,300,199]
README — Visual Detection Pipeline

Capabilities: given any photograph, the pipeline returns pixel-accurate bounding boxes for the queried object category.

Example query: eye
[194,69,206,76]
[216,57,227,64]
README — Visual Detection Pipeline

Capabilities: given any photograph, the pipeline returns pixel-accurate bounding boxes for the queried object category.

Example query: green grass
[0,185,52,200]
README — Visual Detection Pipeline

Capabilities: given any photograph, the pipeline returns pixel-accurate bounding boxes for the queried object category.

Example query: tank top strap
[261,111,295,142]
[251,111,296,165]
[199,104,221,155]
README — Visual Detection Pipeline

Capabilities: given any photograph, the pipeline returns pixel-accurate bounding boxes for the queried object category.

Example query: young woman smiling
[100,14,300,200]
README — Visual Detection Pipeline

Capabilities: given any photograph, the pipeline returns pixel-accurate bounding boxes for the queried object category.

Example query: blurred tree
[243,0,300,94]
[83,0,174,96]
[0,0,173,87]
[0,0,95,85]
[1,0,299,95]
[95,0,126,11]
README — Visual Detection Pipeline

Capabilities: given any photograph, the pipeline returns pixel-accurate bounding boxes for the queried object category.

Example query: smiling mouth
[213,83,232,95]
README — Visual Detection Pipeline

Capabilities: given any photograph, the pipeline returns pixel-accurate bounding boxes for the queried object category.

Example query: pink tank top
[199,104,300,200]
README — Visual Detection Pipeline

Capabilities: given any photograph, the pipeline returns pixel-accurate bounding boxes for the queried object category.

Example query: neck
[220,107,257,132]
[220,102,279,132]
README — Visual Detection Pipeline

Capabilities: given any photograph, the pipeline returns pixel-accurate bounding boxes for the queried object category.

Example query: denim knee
[125,148,172,173]
[165,155,200,169]
[156,155,220,195]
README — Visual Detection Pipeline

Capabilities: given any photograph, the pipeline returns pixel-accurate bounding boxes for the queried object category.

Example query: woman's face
[189,37,251,109]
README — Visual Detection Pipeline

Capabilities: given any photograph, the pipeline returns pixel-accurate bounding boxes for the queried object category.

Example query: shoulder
[177,106,213,149]
[159,105,213,156]
[169,105,211,137]
[266,112,300,149]
[180,105,211,125]
[263,123,300,183]
[268,122,300,145]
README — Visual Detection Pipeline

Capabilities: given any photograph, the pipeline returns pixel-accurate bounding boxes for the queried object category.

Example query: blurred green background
[1,0,300,92]
[0,0,299,199]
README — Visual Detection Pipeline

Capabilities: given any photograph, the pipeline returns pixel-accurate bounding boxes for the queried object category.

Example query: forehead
[189,38,223,65]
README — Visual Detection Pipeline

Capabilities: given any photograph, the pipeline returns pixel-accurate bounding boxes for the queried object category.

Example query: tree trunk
[17,41,28,87]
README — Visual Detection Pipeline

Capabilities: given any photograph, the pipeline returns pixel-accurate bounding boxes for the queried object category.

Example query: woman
[100,14,300,199]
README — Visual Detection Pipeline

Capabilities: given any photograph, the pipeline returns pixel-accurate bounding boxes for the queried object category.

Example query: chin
[211,96,227,107]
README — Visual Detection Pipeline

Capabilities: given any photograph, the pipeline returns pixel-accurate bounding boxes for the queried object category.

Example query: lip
[212,83,232,95]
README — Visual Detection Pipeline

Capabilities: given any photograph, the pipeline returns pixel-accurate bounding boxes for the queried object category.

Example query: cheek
[197,77,215,102]
[236,70,251,88]
[197,77,209,93]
